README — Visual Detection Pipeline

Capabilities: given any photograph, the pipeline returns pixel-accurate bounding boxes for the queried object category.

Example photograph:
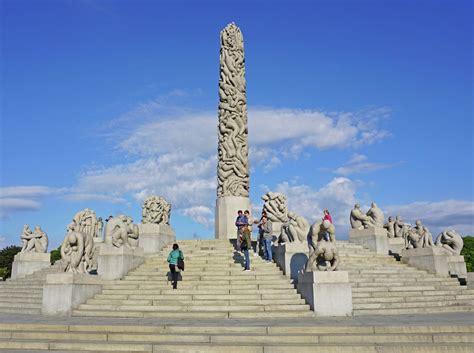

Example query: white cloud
[0,236,8,249]
[182,206,214,227]
[275,177,357,230]
[329,153,402,176]
[0,186,56,198]
[0,186,60,218]
[384,200,474,236]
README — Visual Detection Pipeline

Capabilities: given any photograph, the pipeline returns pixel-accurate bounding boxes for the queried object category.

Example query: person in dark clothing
[167,243,184,289]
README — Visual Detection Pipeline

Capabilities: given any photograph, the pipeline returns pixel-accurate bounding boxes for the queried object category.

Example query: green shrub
[50,245,62,265]
[461,236,474,272]
[0,267,8,280]
[0,245,22,279]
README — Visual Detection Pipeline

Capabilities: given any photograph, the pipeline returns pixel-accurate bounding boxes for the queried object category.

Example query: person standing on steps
[260,215,273,263]
[167,243,184,290]
[235,210,245,250]
[241,224,252,271]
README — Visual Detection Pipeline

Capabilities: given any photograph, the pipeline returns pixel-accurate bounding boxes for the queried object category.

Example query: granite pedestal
[215,196,251,239]
[97,245,145,280]
[11,252,51,279]
[297,271,352,316]
[401,247,467,279]
[42,273,103,316]
[138,223,176,254]
[388,237,405,254]
[273,242,309,283]
[349,228,389,255]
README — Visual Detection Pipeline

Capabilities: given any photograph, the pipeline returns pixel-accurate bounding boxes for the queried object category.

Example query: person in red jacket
[323,209,332,224]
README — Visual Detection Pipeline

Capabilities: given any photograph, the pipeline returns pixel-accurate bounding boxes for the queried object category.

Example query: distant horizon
[1,0,472,249]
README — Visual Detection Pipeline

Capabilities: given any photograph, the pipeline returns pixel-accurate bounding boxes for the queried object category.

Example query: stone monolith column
[215,22,251,239]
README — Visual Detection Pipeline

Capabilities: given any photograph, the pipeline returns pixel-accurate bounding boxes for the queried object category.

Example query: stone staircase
[337,240,474,315]
[0,265,61,315]
[73,239,313,319]
[0,322,473,352]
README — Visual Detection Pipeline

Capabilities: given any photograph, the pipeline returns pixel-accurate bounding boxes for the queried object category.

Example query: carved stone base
[400,247,467,279]
[42,273,103,316]
[97,245,145,280]
[273,242,309,283]
[388,237,405,254]
[349,228,389,254]
[215,196,251,239]
[138,224,176,254]
[297,271,352,316]
[11,252,51,279]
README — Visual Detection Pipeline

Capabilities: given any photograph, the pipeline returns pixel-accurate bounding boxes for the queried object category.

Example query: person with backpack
[167,243,184,290]
[241,224,252,271]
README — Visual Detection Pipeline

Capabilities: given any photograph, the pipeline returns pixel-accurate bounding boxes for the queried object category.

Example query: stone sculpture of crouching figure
[60,231,94,274]
[435,230,463,255]
[305,239,340,272]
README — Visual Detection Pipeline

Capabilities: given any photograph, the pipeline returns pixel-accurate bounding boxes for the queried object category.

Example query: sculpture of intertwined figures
[217,22,249,198]
[141,195,171,225]
[279,211,310,243]
[350,202,384,230]
[60,231,94,274]
[305,220,339,272]
[404,220,434,249]
[71,208,102,238]
[20,224,48,253]
[105,215,139,248]
[262,192,288,223]
[435,229,464,255]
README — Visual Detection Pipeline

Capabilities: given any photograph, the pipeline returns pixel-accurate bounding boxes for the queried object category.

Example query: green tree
[461,236,474,272]
[50,245,62,265]
[0,245,22,280]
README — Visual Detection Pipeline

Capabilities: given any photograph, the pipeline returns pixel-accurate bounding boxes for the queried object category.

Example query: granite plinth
[11,252,51,279]
[215,196,251,239]
[42,273,103,316]
[97,244,145,280]
[297,271,352,316]
[388,237,405,254]
[273,242,309,283]
[401,247,467,279]
[349,228,389,255]
[138,223,176,254]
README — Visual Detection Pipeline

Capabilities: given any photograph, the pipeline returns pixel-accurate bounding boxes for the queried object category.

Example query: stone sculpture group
[141,195,171,225]
[349,202,464,256]
[20,225,48,253]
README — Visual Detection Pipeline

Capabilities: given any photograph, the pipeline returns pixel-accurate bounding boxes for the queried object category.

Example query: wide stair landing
[0,265,61,315]
[337,240,474,315]
[73,239,312,319]
[0,322,473,352]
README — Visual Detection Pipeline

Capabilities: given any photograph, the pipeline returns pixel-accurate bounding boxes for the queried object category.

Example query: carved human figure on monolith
[350,204,374,229]
[394,215,409,238]
[280,211,310,243]
[20,225,48,253]
[217,22,249,198]
[60,231,93,274]
[308,220,336,250]
[435,230,463,255]
[141,196,172,225]
[262,192,288,224]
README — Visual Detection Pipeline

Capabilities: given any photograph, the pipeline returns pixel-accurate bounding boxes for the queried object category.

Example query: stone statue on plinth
[305,220,339,272]
[279,211,310,243]
[72,208,102,239]
[405,220,434,249]
[60,231,94,274]
[104,215,139,248]
[435,230,463,255]
[349,202,388,254]
[141,195,171,225]
[20,225,48,253]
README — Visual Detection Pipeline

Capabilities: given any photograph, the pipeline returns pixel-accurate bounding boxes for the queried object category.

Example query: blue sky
[1,0,473,249]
